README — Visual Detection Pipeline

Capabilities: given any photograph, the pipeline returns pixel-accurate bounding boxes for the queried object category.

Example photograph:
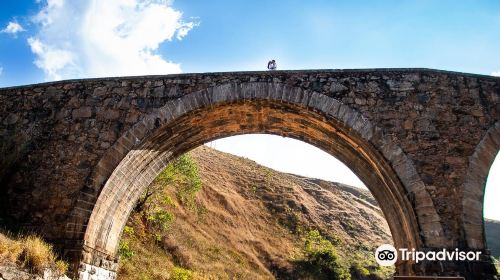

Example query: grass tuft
[20,235,54,274]
[0,231,68,275]
[0,232,23,263]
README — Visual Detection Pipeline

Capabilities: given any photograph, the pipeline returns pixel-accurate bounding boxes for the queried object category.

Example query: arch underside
[80,83,436,275]
[462,121,500,249]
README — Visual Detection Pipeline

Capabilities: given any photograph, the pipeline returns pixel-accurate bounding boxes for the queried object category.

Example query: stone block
[72,107,92,119]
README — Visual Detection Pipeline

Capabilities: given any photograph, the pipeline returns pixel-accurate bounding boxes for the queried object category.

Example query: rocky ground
[0,266,70,280]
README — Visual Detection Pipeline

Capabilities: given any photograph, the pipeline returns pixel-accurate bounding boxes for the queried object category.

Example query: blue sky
[1,0,500,85]
[0,0,498,220]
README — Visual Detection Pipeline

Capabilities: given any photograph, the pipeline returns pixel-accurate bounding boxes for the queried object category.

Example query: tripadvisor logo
[374,244,482,266]
[375,244,398,266]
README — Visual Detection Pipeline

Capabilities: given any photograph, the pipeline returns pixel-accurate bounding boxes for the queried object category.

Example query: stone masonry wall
[0,69,498,278]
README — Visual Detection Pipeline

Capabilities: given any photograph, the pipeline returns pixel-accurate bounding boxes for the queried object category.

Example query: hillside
[118,146,393,280]
[486,219,500,258]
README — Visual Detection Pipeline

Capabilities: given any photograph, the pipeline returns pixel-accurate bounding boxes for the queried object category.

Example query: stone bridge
[0,69,498,279]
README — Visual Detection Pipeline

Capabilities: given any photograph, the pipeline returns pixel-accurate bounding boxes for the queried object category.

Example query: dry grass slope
[118,146,396,280]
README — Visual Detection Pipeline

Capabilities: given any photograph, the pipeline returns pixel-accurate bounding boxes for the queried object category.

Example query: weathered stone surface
[78,264,116,280]
[0,265,71,280]
[0,69,498,279]
[2,114,18,125]
[329,82,348,93]
[72,107,92,119]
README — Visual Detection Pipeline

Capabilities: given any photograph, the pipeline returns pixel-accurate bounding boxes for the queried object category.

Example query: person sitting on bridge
[267,59,277,70]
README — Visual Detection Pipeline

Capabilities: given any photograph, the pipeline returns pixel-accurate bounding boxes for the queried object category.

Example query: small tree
[134,154,202,212]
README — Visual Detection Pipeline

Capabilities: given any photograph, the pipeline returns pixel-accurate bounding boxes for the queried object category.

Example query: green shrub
[349,261,373,279]
[348,250,393,280]
[173,154,202,208]
[163,195,177,207]
[265,169,273,182]
[154,160,177,186]
[123,226,134,236]
[139,154,202,211]
[147,209,175,232]
[170,267,193,280]
[118,240,134,259]
[294,230,351,280]
[135,154,199,212]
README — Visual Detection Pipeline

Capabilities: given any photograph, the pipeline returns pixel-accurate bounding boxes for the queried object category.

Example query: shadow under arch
[76,82,442,276]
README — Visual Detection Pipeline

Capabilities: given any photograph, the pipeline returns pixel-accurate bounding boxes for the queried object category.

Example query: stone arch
[462,121,500,249]
[71,82,444,276]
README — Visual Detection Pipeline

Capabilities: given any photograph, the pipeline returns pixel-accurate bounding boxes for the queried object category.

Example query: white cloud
[1,21,25,34]
[29,0,197,81]
[492,71,500,77]
[28,38,75,80]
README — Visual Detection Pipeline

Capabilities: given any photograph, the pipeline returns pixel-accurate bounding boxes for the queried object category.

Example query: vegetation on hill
[493,257,500,274]
[118,146,393,280]
[485,218,500,259]
[485,218,500,273]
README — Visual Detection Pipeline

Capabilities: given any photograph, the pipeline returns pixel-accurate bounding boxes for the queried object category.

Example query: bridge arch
[462,121,500,249]
[71,82,443,276]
